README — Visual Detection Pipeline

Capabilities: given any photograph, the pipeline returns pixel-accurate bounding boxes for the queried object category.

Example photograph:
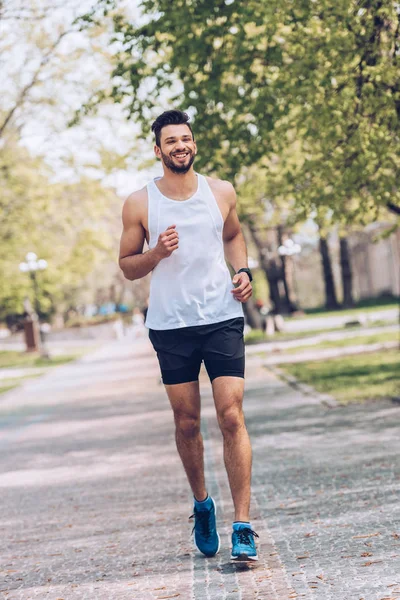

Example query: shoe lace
[235,527,259,546]
[189,509,212,539]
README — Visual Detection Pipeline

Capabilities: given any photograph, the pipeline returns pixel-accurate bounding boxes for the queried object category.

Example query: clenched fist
[155,224,179,259]
[231,271,253,303]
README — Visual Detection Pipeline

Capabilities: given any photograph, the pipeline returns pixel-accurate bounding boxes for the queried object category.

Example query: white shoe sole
[194,496,221,557]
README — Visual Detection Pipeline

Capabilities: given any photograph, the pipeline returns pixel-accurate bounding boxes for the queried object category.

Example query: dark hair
[151,110,194,147]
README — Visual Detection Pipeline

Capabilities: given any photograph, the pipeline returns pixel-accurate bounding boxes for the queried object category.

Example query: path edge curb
[265,364,339,408]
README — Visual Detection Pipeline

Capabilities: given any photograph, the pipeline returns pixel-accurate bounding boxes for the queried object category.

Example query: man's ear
[154,144,161,159]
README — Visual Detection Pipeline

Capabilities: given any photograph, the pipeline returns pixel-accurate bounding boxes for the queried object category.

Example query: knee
[175,412,200,439]
[218,405,244,436]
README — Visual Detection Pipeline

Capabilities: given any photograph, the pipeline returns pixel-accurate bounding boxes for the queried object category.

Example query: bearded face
[156,124,197,174]
[160,147,196,174]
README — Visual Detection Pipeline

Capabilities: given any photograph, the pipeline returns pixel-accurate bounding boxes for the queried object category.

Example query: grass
[0,351,82,370]
[245,320,398,345]
[299,297,399,320]
[0,373,43,395]
[0,383,18,394]
[280,350,400,404]
[245,325,350,345]
[245,329,267,345]
[0,351,84,395]
[282,330,399,354]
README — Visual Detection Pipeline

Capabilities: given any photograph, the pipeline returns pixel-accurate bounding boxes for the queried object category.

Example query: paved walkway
[282,308,398,333]
[251,340,398,365]
[1,339,399,599]
[246,324,399,355]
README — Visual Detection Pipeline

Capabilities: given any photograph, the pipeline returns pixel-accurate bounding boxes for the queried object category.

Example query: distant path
[249,340,398,365]
[246,323,398,354]
[283,308,398,332]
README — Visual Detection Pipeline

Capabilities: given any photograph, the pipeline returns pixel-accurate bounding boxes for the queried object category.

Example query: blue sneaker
[190,496,220,557]
[231,524,259,562]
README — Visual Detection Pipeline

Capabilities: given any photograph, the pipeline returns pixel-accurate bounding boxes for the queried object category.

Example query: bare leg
[212,376,252,522]
[165,381,207,501]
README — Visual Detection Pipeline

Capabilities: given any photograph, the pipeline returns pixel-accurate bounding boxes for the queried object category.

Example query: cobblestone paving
[245,378,400,600]
[0,338,399,599]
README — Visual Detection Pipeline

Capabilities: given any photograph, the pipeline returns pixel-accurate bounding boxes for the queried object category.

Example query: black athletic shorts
[148,317,245,385]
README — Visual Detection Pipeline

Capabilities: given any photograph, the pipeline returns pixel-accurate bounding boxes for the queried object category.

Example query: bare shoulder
[122,186,148,226]
[205,176,236,207]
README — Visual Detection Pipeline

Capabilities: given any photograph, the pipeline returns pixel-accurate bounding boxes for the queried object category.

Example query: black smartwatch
[237,267,253,282]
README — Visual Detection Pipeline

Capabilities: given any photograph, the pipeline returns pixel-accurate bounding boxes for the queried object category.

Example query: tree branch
[0,29,70,138]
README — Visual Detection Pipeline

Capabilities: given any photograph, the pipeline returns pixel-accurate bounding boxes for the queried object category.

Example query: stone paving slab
[0,338,399,599]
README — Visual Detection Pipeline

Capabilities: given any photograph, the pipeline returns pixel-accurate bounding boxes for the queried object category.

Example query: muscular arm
[221,182,253,303]
[222,183,248,272]
[119,190,178,281]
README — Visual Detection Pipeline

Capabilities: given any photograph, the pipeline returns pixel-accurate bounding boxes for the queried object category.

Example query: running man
[119,110,258,562]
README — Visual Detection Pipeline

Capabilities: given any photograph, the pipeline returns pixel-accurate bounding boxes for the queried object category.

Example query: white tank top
[145,173,243,330]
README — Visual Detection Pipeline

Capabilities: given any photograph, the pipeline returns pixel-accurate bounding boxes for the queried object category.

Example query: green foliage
[84,0,400,223]
[0,135,120,319]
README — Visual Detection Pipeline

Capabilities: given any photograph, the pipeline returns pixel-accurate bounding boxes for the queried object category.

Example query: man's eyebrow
[164,135,193,141]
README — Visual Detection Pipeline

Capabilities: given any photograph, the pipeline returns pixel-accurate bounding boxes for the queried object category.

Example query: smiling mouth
[173,152,190,159]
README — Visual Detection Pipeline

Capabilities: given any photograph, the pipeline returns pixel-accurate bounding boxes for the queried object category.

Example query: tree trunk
[339,236,354,308]
[247,222,285,314]
[277,225,299,312]
[319,235,339,309]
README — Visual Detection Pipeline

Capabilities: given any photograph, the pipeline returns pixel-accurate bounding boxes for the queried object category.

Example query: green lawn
[283,330,399,354]
[299,298,399,321]
[245,325,354,345]
[280,350,400,404]
[0,351,83,395]
[245,321,398,346]
[0,351,82,370]
[0,372,43,395]
[0,383,19,394]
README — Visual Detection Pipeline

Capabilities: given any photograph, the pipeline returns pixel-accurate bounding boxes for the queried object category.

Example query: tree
[0,0,137,179]
[339,235,355,308]
[318,235,340,310]
[0,135,121,320]
[0,1,144,321]
[82,0,399,224]
[235,159,306,314]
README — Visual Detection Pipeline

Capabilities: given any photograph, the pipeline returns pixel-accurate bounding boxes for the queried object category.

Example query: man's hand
[155,224,179,259]
[231,272,253,303]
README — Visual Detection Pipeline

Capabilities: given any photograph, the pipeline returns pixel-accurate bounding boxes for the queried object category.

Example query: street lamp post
[19,253,48,352]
